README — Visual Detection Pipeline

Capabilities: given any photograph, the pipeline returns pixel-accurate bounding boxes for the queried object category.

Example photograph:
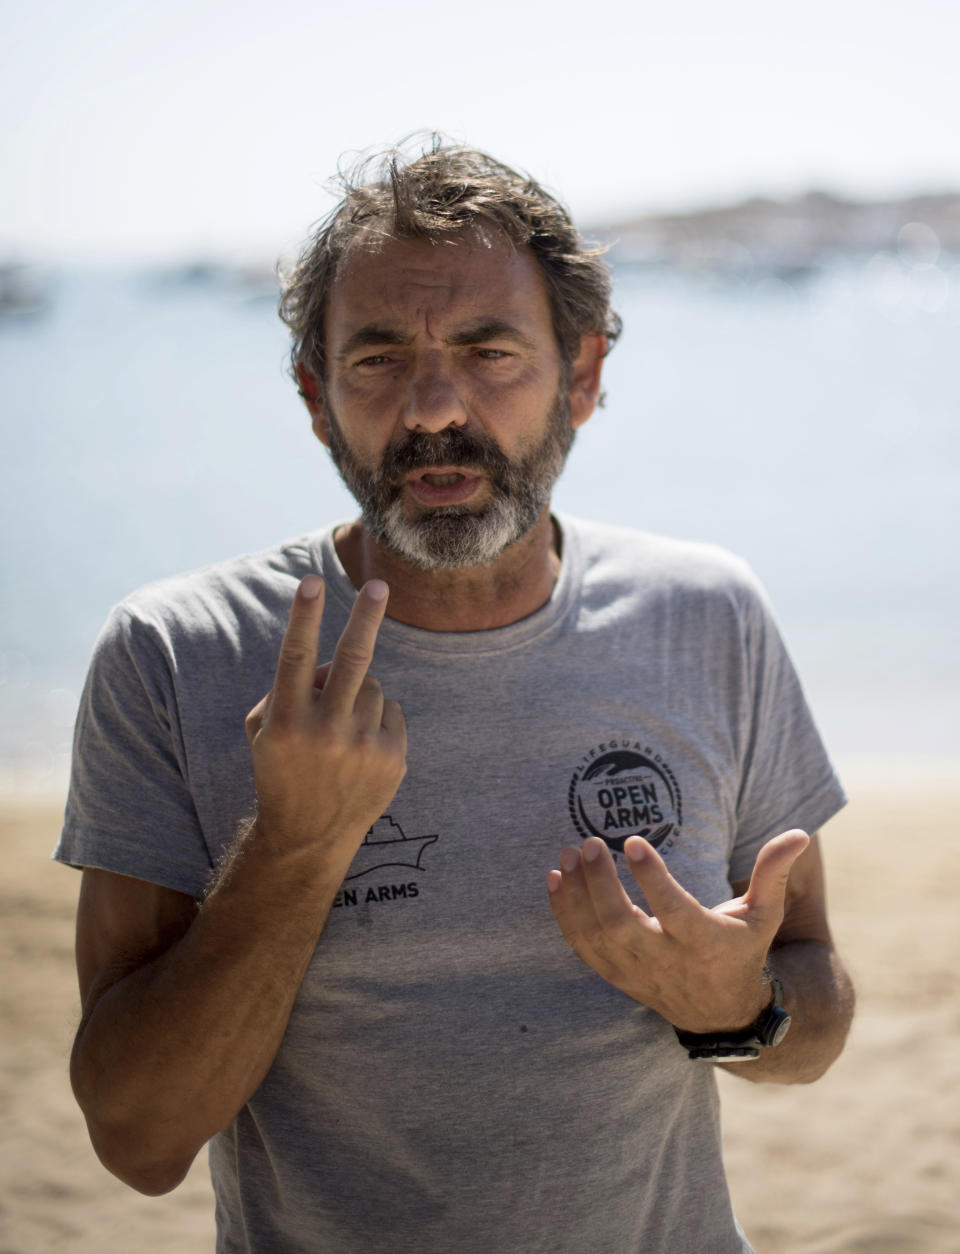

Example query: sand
[1,778,958,1253]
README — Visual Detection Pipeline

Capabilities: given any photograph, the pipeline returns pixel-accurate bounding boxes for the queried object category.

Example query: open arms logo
[567,742,682,853]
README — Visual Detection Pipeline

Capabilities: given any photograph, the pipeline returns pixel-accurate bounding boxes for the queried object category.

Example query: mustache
[379,427,511,482]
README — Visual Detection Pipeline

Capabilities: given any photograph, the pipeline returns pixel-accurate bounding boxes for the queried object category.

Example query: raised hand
[547,830,810,1033]
[245,575,407,867]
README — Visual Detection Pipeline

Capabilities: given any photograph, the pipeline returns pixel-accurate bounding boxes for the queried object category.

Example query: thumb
[741,829,810,921]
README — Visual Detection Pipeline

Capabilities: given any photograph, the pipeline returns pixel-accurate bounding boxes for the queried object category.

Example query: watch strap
[674,972,791,1061]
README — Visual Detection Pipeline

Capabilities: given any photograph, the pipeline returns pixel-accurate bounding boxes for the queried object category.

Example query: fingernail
[625,838,647,863]
[365,579,389,602]
[546,870,562,894]
[300,575,323,600]
[582,839,602,863]
[560,848,579,873]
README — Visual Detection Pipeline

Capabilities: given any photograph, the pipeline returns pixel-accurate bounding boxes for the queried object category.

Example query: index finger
[623,837,705,937]
[320,579,390,717]
[269,574,326,721]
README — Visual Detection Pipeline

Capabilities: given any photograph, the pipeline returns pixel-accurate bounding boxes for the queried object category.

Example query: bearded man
[58,141,854,1254]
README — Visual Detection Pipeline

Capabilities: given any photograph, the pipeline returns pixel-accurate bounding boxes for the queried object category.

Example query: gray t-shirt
[57,515,846,1254]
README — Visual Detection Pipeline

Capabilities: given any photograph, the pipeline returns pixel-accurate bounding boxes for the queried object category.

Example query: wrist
[671,965,772,1036]
[717,964,777,1033]
[674,971,791,1061]
[211,814,350,902]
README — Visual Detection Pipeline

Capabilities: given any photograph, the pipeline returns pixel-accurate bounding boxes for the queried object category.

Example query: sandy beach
[2,776,958,1253]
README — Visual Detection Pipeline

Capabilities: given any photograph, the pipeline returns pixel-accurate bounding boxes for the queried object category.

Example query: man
[58,141,853,1253]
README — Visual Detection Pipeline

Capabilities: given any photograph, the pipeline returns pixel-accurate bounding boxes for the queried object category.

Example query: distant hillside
[594,190,960,275]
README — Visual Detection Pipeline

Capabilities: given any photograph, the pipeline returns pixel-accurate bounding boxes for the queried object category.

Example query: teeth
[422,473,464,486]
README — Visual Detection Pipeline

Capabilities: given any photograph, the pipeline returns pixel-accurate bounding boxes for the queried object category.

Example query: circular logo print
[568,743,682,853]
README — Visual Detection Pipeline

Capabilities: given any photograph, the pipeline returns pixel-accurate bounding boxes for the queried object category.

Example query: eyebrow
[446,319,539,352]
[336,326,411,360]
[336,318,539,361]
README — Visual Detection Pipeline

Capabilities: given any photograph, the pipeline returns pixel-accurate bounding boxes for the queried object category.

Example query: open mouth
[405,468,483,505]
[421,472,466,487]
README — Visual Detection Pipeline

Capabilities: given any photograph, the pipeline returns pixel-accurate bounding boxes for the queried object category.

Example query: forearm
[71,819,348,1194]
[717,940,855,1084]
[71,578,405,1195]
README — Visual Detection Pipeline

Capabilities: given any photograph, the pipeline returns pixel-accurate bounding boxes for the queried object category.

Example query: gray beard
[324,394,575,571]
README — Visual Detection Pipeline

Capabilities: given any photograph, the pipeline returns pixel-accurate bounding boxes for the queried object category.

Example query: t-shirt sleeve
[728,574,847,885]
[54,602,214,898]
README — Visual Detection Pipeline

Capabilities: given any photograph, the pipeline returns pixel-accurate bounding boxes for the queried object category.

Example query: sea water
[1,259,957,790]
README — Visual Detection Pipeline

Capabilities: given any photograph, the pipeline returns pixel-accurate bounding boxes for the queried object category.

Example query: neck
[332,509,562,631]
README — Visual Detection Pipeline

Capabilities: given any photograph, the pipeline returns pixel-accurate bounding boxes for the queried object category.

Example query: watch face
[765,1008,792,1047]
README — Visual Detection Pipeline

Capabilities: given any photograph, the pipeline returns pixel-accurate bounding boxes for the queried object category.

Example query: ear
[568,334,607,430]
[296,364,330,447]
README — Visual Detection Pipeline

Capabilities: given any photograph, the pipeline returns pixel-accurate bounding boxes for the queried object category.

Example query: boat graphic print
[345,816,439,881]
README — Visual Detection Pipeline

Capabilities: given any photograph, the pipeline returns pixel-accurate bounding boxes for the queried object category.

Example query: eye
[355,354,393,367]
[475,348,510,360]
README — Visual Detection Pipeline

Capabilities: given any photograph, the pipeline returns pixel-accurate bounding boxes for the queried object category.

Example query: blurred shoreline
[595,187,960,275]
[4,187,958,303]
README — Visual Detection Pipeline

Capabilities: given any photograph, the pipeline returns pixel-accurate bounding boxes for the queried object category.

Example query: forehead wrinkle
[329,237,555,360]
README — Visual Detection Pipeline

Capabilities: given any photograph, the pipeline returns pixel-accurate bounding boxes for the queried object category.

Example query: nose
[402,353,468,434]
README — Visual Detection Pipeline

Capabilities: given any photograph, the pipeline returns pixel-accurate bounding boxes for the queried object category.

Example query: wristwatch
[673,972,791,1061]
